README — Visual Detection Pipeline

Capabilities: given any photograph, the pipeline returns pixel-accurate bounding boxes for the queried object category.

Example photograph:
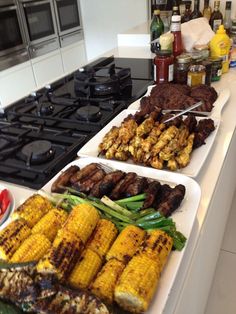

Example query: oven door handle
[0,5,17,12]
[23,0,51,8]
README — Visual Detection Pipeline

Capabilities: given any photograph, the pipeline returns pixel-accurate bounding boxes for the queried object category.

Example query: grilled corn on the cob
[63,203,100,244]
[12,194,53,228]
[37,229,83,280]
[68,248,102,289]
[91,258,126,304]
[106,225,146,263]
[31,208,68,242]
[0,219,31,260]
[10,233,51,263]
[139,229,173,271]
[86,219,118,258]
[115,253,161,313]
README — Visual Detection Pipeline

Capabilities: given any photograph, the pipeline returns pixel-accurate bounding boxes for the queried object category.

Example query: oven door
[0,1,27,57]
[54,0,82,36]
[19,0,57,45]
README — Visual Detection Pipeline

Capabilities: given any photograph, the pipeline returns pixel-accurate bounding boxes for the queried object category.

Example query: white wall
[80,0,148,61]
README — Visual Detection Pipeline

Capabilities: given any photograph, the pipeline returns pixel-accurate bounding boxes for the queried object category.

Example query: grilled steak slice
[110,172,137,200]
[72,168,106,193]
[143,181,161,209]
[70,163,101,184]
[193,118,215,148]
[51,165,80,193]
[125,177,148,197]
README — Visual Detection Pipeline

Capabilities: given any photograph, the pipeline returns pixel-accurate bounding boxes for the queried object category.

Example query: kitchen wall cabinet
[61,40,87,75]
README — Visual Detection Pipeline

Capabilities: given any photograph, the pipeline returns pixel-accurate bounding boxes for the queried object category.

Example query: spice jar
[209,57,223,81]
[154,50,174,83]
[202,59,213,86]
[187,64,206,87]
[174,53,192,84]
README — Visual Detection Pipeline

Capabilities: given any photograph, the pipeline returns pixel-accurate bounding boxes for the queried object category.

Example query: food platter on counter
[78,109,221,178]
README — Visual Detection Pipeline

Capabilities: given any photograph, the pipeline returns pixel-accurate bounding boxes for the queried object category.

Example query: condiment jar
[193,44,210,60]
[209,57,222,81]
[202,59,213,86]
[154,50,174,83]
[174,53,192,84]
[187,64,206,87]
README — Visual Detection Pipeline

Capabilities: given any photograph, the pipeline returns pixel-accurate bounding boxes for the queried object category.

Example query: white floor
[205,189,236,314]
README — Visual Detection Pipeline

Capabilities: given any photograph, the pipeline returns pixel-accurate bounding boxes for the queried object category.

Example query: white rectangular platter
[128,85,230,119]
[78,109,221,178]
[42,156,201,314]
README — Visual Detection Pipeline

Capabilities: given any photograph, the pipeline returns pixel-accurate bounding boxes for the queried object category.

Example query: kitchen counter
[1,44,236,314]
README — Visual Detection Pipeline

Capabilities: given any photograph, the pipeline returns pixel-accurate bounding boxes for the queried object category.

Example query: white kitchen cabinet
[31,49,64,89]
[0,61,36,107]
[60,40,87,75]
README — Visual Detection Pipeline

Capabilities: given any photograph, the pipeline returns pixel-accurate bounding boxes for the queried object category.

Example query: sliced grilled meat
[125,177,148,197]
[51,165,80,193]
[184,114,197,133]
[193,118,215,148]
[110,172,137,200]
[153,184,172,208]
[157,184,186,217]
[72,168,106,193]
[69,163,101,184]
[143,181,161,209]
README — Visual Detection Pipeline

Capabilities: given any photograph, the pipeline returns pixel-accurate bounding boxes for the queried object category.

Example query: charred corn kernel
[10,233,51,263]
[86,219,118,259]
[114,253,161,313]
[63,203,100,244]
[37,229,83,280]
[0,219,31,260]
[106,225,146,263]
[91,258,125,304]
[68,248,102,290]
[31,208,68,242]
[139,230,173,271]
[12,194,53,228]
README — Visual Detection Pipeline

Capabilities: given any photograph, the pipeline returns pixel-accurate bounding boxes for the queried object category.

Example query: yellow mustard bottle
[210,25,231,73]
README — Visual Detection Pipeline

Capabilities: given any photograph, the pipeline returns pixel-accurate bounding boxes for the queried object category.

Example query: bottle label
[171,22,181,32]
[154,64,157,82]
[213,19,222,32]
[187,74,191,86]
[202,73,206,84]
[168,64,174,82]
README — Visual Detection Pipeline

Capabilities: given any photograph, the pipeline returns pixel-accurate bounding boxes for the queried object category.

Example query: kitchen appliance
[18,0,59,58]
[0,0,29,70]
[0,56,154,189]
[53,0,83,47]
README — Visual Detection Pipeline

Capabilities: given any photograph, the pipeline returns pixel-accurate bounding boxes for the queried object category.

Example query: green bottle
[150,9,164,53]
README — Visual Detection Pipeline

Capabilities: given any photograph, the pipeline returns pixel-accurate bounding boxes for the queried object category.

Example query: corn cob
[86,219,118,259]
[10,233,51,263]
[114,253,161,313]
[63,203,100,244]
[139,229,173,271]
[12,194,53,228]
[106,225,146,263]
[37,229,83,280]
[90,258,126,304]
[0,219,31,260]
[68,248,102,290]
[31,208,68,242]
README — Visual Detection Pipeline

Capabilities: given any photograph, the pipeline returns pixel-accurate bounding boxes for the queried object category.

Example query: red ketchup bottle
[171,15,183,58]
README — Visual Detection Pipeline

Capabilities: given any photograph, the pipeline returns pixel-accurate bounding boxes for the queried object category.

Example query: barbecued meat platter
[78,108,220,177]
[128,84,230,119]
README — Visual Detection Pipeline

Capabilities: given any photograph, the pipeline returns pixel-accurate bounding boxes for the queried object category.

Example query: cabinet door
[31,50,64,88]
[61,40,87,74]
[0,62,36,107]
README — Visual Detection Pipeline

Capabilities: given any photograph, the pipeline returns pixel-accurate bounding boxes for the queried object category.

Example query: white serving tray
[78,109,221,178]
[128,84,230,119]
[42,156,201,314]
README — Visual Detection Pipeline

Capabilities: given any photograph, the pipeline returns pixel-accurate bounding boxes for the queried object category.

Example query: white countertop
[1,44,236,313]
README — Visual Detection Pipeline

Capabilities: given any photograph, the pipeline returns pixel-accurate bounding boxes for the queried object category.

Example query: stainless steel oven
[53,0,83,47]
[18,0,59,58]
[0,0,29,70]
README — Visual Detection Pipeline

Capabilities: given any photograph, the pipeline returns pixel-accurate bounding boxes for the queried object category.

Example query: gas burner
[20,140,55,165]
[76,106,102,122]
[37,101,55,116]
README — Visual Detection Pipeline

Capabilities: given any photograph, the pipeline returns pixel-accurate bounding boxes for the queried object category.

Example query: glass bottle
[181,2,192,23]
[190,0,203,20]
[203,0,212,21]
[209,1,223,32]
[172,5,180,16]
[150,9,164,53]
[224,1,232,35]
[171,15,183,58]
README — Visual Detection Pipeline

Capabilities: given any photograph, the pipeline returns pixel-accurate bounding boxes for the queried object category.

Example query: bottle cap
[225,1,231,10]
[171,15,181,22]
[154,9,160,15]
[216,25,226,34]
[156,50,172,56]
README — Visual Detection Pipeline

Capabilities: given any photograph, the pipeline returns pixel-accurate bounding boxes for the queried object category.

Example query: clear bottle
[209,1,223,32]
[181,2,192,23]
[150,9,164,53]
[224,1,232,35]
[203,0,212,21]
[171,15,183,58]
[190,0,203,20]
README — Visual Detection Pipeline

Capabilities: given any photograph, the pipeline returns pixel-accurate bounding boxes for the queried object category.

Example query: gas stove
[1,56,154,189]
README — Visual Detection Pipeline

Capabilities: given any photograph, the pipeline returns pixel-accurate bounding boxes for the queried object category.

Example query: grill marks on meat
[190,85,218,111]
[125,177,148,197]
[70,163,101,184]
[143,181,161,209]
[51,165,80,193]
[109,172,137,200]
[72,168,106,193]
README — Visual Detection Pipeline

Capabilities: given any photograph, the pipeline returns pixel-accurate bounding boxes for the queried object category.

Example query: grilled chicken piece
[125,177,148,197]
[193,118,215,148]
[51,165,80,193]
[72,168,106,193]
[157,184,186,217]
[143,181,161,209]
[110,172,137,200]
[69,163,101,184]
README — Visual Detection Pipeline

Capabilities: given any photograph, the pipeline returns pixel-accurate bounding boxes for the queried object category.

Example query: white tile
[221,189,236,253]
[205,250,236,314]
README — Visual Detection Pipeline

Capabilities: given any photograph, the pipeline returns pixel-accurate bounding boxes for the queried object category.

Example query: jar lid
[189,64,206,72]
[209,57,222,64]
[176,53,192,63]
[156,50,172,56]
[194,44,209,51]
